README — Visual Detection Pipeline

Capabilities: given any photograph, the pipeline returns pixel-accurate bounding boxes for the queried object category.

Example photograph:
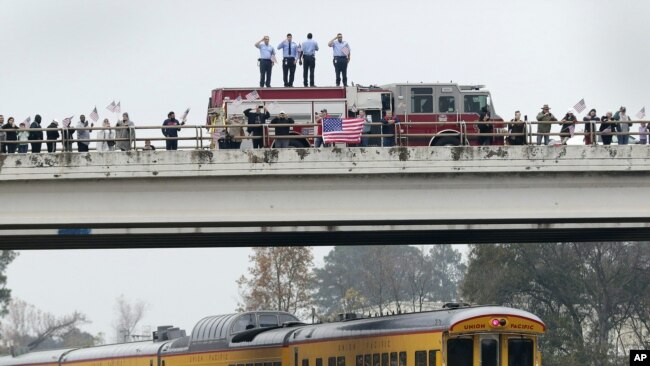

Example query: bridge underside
[1,146,649,248]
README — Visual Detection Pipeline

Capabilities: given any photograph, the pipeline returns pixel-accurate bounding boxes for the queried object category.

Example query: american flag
[22,116,31,125]
[573,98,586,113]
[106,101,117,112]
[341,44,350,57]
[115,101,121,114]
[350,103,358,113]
[62,116,74,128]
[245,90,260,101]
[181,108,190,121]
[636,107,646,120]
[89,107,99,122]
[322,117,365,144]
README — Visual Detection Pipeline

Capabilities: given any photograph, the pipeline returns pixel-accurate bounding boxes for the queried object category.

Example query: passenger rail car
[0,306,544,366]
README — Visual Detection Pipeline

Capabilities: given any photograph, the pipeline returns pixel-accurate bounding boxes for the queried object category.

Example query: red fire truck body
[207,83,502,147]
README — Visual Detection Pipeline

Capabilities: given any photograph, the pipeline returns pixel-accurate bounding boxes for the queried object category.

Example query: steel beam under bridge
[1,146,650,248]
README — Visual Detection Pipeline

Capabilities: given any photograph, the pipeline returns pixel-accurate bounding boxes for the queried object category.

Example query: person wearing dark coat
[269,111,294,148]
[508,111,526,145]
[2,117,18,153]
[61,121,75,152]
[599,112,616,145]
[161,111,185,150]
[46,120,60,153]
[583,109,600,145]
[478,106,493,146]
[560,110,578,144]
[28,114,44,153]
[243,106,270,149]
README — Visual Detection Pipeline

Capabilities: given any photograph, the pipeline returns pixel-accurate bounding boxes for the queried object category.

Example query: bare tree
[113,295,147,342]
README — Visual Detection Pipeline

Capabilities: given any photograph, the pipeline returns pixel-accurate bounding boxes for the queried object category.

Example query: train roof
[0,349,75,366]
[190,311,300,343]
[61,341,166,363]
[228,306,544,349]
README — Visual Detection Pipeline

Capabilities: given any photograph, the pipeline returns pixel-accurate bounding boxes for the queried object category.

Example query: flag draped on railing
[322,117,365,144]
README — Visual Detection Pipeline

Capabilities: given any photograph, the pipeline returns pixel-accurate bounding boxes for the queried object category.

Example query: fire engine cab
[207,83,503,148]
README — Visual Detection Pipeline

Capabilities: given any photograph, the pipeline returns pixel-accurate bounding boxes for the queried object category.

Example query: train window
[150,360,153,366]
[279,314,299,325]
[162,361,165,366]
[364,355,371,366]
[381,354,388,366]
[337,356,345,366]
[274,362,282,366]
[464,95,488,114]
[372,354,379,366]
[303,359,309,366]
[256,363,263,366]
[265,363,272,366]
[481,339,498,366]
[238,364,244,366]
[328,357,336,366]
[356,355,363,366]
[415,351,426,366]
[246,363,253,366]
[438,96,456,113]
[390,353,397,366]
[508,339,534,366]
[411,88,433,114]
[259,314,279,328]
[233,314,256,333]
[428,351,437,366]
[447,339,473,366]
[316,359,323,366]
[398,352,406,366]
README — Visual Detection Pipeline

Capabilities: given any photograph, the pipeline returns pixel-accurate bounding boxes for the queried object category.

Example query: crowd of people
[255,32,351,88]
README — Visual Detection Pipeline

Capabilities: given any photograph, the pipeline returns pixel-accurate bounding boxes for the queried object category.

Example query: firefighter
[300,33,319,87]
[277,33,299,87]
[328,33,351,87]
[255,36,275,88]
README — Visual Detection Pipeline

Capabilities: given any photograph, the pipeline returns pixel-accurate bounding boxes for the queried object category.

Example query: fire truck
[207,83,503,148]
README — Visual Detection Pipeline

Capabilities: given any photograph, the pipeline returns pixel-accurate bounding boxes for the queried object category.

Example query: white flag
[573,98,586,114]
[636,107,646,120]
[245,90,260,101]
[106,101,116,112]
[89,107,99,122]
[181,108,190,121]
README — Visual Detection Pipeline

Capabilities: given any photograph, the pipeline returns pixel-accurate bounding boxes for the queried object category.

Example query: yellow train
[0,305,544,366]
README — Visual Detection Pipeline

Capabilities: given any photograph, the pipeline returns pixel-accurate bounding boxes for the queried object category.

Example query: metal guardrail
[0,120,648,152]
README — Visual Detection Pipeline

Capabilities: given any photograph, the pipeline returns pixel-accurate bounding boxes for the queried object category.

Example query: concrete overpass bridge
[1,145,649,248]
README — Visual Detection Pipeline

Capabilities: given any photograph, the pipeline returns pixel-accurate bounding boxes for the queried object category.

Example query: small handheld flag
[106,101,116,113]
[89,107,99,122]
[573,98,586,114]
[245,90,260,101]
[636,107,646,120]
[181,108,190,121]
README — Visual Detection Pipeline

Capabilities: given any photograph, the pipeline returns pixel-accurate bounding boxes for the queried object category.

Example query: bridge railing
[0,120,647,151]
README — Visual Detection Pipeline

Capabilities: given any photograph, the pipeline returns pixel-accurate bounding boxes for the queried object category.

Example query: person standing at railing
[314,109,330,148]
[96,119,115,152]
[381,110,400,147]
[28,114,44,153]
[17,122,29,153]
[46,120,60,153]
[535,104,556,145]
[75,115,92,152]
[270,111,294,148]
[358,110,372,147]
[507,111,526,145]
[2,117,18,154]
[599,112,616,145]
[0,115,6,153]
[638,122,648,145]
[61,119,75,152]
[162,111,185,150]
[560,109,577,145]
[583,109,599,145]
[613,106,631,145]
[478,106,493,146]
[244,106,270,149]
[116,112,135,151]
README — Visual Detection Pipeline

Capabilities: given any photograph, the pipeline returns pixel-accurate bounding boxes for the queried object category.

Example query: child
[639,122,648,145]
[17,122,29,153]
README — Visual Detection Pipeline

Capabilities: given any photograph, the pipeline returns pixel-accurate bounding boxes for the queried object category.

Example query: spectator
[560,109,577,145]
[143,139,156,151]
[29,114,44,153]
[508,110,526,145]
[328,33,351,87]
[62,118,75,152]
[270,111,294,148]
[535,104,556,145]
[255,36,275,88]
[600,111,615,145]
[2,117,18,153]
[46,120,60,153]
[116,112,135,151]
[244,106,270,149]
[358,110,372,147]
[478,106,493,146]
[162,111,184,150]
[75,115,92,152]
[613,106,631,145]
[0,115,5,153]
[314,109,330,148]
[381,110,400,147]
[96,119,115,152]
[17,122,29,153]
[638,122,648,145]
[583,108,599,145]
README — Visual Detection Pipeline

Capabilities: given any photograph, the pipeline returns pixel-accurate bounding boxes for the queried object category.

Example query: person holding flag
[328,33,351,87]
[162,111,185,150]
[61,116,75,152]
